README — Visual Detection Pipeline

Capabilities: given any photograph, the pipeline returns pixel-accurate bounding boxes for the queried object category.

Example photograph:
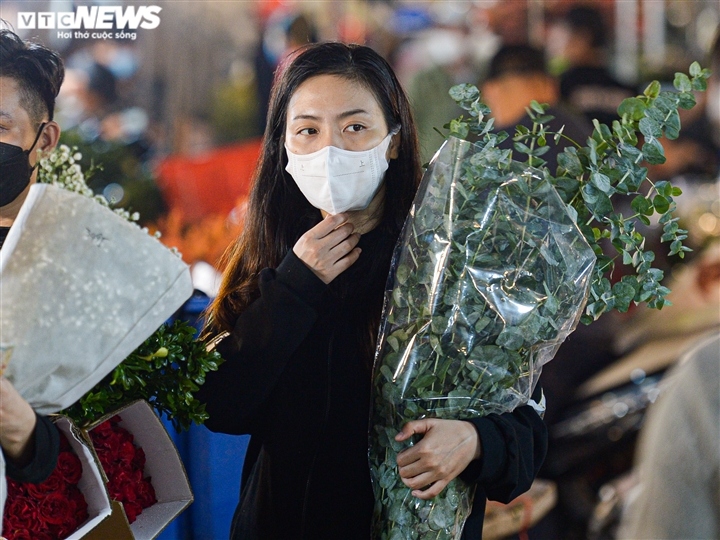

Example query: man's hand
[395,418,481,500]
[0,377,37,464]
[293,213,361,284]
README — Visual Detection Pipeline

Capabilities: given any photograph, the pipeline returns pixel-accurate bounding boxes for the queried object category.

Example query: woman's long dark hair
[206,42,422,334]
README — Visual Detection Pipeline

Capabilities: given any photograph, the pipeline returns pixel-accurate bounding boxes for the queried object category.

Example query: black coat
[198,226,547,539]
[4,414,60,484]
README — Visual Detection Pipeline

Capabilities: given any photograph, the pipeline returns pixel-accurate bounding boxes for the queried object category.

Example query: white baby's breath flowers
[39,145,99,202]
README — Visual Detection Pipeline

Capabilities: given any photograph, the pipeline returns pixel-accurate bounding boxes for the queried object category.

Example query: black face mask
[0,123,47,207]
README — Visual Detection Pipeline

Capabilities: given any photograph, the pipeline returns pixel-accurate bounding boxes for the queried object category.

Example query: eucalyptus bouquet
[369,63,710,539]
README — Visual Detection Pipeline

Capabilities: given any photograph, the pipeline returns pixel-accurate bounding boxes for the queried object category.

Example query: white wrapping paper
[0,183,192,414]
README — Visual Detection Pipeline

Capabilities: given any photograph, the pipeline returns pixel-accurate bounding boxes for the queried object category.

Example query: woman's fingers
[399,469,436,490]
[311,212,349,238]
[293,214,362,283]
[412,479,449,500]
[394,419,481,500]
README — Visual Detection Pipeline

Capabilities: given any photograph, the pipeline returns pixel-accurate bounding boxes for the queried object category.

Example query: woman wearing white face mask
[197,42,547,540]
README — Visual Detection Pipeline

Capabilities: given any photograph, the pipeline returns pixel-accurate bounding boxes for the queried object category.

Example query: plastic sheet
[0,184,192,414]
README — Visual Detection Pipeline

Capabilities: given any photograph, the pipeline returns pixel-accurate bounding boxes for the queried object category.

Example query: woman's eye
[346,124,365,132]
[298,127,318,135]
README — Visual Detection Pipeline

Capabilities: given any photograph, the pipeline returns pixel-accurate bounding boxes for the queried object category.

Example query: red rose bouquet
[2,432,88,539]
[89,414,157,523]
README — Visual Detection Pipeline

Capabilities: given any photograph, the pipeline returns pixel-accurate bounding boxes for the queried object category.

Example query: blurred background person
[548,5,636,127]
[406,25,470,164]
[254,10,318,133]
[616,33,720,538]
[481,43,592,172]
[617,330,719,540]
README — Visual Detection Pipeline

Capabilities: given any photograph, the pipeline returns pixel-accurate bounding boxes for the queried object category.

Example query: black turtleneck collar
[0,226,10,250]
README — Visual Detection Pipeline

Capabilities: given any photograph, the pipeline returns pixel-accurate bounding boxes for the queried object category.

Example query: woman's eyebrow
[291,109,372,122]
[291,113,320,121]
[337,108,371,120]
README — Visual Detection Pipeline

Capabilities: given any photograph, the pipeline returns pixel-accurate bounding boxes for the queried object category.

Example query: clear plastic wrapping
[369,136,595,539]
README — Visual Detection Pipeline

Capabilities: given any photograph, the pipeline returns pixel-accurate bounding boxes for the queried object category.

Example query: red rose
[110,468,142,502]
[5,479,25,499]
[117,439,136,465]
[3,494,38,534]
[25,470,64,497]
[68,485,90,523]
[49,518,77,539]
[55,449,83,484]
[135,477,157,508]
[131,446,146,469]
[89,415,157,523]
[27,530,54,540]
[123,500,143,524]
[37,491,72,525]
[4,528,36,540]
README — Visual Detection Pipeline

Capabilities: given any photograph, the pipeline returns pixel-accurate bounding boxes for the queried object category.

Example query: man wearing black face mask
[0,27,64,485]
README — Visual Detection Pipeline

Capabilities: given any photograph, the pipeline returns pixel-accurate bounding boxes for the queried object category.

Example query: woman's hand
[293,213,361,284]
[0,377,37,463]
[395,418,481,500]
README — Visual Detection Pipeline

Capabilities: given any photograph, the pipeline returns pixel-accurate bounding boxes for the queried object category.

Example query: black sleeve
[196,251,327,435]
[458,385,548,503]
[4,413,60,484]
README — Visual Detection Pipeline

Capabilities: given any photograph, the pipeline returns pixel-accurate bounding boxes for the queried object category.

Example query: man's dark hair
[564,6,607,49]
[486,44,547,81]
[0,28,65,125]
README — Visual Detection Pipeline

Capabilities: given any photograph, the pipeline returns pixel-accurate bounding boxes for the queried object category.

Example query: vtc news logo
[18,5,162,30]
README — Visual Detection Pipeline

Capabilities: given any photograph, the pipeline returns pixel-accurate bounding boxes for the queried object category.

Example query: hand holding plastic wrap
[0,184,192,415]
[369,136,595,539]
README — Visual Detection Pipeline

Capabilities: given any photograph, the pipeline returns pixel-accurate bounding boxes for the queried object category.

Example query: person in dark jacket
[552,5,636,127]
[480,44,592,174]
[198,42,547,539]
[0,27,63,484]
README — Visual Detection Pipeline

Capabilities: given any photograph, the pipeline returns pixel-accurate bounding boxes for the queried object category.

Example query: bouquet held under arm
[369,63,710,539]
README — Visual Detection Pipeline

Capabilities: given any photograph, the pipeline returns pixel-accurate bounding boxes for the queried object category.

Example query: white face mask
[285,132,396,214]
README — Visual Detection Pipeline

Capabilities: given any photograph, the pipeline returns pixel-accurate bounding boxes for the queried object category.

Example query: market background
[1,1,718,539]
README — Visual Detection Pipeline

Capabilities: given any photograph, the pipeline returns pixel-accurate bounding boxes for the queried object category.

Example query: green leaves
[60,320,224,431]
[631,194,653,216]
[644,80,661,99]
[679,61,710,91]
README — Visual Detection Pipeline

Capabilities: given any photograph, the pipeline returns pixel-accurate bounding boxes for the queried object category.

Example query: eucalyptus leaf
[617,97,647,120]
